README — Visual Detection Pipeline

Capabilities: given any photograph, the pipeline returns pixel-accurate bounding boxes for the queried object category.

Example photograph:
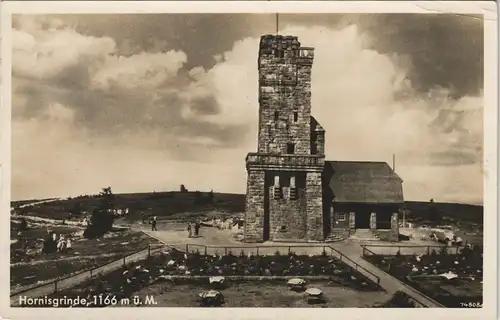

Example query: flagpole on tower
[276,13,279,34]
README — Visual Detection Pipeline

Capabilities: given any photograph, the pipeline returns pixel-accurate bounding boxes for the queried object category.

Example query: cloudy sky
[11,14,484,204]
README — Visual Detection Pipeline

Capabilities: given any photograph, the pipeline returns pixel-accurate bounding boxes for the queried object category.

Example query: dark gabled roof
[325,161,404,204]
[310,116,325,132]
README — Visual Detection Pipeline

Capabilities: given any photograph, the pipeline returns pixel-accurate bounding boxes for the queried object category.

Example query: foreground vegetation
[364,245,483,308]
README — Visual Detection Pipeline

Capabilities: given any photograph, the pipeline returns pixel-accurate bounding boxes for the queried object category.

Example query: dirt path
[331,242,445,308]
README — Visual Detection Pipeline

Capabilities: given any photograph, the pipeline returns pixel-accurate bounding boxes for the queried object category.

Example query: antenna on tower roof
[276,13,279,34]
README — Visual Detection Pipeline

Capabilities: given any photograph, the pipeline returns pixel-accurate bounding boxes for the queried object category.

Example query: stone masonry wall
[305,171,324,241]
[257,35,313,155]
[266,171,307,241]
[244,170,265,242]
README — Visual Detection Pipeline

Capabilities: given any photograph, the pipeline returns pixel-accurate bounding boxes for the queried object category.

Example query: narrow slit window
[287,143,295,154]
[293,112,298,122]
[274,111,279,121]
[289,176,297,200]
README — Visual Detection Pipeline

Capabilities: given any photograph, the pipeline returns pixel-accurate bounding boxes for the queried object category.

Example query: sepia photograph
[1,1,497,319]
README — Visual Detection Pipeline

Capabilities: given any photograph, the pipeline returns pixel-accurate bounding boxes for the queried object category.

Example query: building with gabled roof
[244,34,402,243]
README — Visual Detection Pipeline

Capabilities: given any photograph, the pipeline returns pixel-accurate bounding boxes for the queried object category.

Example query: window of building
[289,176,297,200]
[273,186,282,199]
[287,143,295,154]
[274,111,279,121]
[274,175,280,186]
[338,212,346,221]
[293,112,298,122]
[275,50,284,58]
[280,225,287,231]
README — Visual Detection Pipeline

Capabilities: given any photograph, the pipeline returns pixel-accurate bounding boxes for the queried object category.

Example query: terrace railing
[360,244,474,257]
[246,153,325,169]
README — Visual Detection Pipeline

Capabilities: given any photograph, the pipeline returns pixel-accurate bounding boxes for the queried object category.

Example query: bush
[386,291,416,308]
[83,187,115,239]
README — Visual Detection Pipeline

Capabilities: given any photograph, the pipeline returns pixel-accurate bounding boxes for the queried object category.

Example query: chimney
[392,154,396,172]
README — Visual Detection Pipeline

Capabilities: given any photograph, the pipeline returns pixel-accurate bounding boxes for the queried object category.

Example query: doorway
[354,212,370,229]
[263,210,270,241]
[376,212,393,229]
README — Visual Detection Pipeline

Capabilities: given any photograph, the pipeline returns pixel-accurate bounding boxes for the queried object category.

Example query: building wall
[265,171,308,240]
[306,171,324,241]
[244,170,265,242]
[257,35,314,155]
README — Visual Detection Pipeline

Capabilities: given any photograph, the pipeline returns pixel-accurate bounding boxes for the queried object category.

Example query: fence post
[204,246,207,255]
[90,269,93,279]
[288,246,291,255]
[256,247,259,256]
[123,256,126,268]
[54,281,58,293]
[225,247,228,255]
[148,245,151,257]
[427,246,430,255]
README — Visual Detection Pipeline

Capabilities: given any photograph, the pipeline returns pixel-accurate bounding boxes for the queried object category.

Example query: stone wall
[244,170,265,242]
[373,229,399,242]
[257,35,314,155]
[305,171,324,241]
[267,171,308,240]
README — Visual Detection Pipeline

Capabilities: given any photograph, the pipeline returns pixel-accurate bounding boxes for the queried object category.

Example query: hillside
[11,191,483,224]
[12,191,246,221]
[404,201,483,224]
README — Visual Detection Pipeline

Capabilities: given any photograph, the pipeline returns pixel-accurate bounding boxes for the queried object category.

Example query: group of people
[47,230,73,252]
[187,221,201,238]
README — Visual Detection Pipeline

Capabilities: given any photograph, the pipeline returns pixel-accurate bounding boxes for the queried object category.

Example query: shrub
[387,291,416,308]
[439,246,448,256]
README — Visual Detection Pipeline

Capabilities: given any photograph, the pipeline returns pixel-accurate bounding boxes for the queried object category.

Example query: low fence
[179,243,381,286]
[10,244,165,306]
[361,244,472,257]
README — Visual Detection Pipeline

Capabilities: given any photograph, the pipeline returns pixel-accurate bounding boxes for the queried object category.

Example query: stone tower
[244,35,326,243]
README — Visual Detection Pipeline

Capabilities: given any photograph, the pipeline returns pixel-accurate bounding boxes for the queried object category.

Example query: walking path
[340,250,444,308]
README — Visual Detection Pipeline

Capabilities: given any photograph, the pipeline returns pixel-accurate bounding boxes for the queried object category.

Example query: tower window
[287,143,295,154]
[274,111,279,121]
[275,50,284,58]
[289,176,297,200]
[293,112,298,122]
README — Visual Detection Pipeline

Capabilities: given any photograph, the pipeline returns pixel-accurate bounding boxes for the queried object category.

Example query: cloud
[11,16,483,205]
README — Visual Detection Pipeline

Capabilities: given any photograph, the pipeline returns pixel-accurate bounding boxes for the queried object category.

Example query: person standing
[187,223,192,238]
[151,216,157,231]
[66,238,72,251]
[194,221,200,237]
